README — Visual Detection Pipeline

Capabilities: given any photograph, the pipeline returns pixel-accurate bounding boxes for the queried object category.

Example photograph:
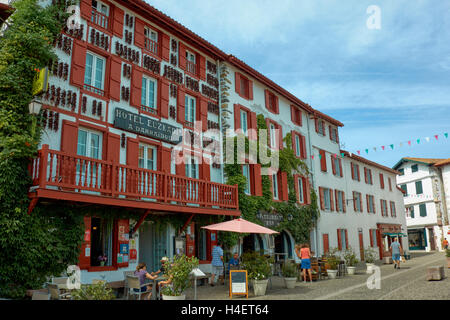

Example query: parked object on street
[364,247,377,273]
[241,252,273,296]
[426,266,445,281]
[325,249,340,279]
[343,247,359,275]
[160,254,199,300]
[282,261,298,289]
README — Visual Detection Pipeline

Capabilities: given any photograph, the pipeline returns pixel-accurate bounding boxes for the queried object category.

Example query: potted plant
[241,252,273,296]
[325,248,340,279]
[343,247,359,275]
[446,249,450,269]
[160,254,199,300]
[97,255,107,267]
[281,261,298,289]
[72,281,115,300]
[364,247,377,274]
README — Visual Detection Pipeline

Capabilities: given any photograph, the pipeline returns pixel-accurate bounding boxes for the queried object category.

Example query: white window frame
[270,123,277,148]
[337,191,343,212]
[185,94,196,124]
[324,188,331,210]
[334,157,341,176]
[240,109,248,136]
[186,50,196,74]
[144,26,158,54]
[355,192,361,212]
[141,76,158,111]
[295,134,301,157]
[138,144,157,170]
[91,0,109,29]
[272,173,278,200]
[242,164,251,195]
[77,128,102,159]
[84,51,106,91]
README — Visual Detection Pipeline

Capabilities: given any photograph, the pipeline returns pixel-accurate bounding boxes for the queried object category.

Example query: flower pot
[162,294,186,300]
[366,263,375,274]
[283,277,297,289]
[252,279,268,296]
[327,269,338,279]
[100,261,105,267]
[347,266,356,275]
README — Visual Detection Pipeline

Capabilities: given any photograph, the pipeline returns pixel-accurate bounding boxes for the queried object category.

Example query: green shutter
[415,181,423,194]
[401,184,407,196]
[410,206,415,218]
[419,204,426,217]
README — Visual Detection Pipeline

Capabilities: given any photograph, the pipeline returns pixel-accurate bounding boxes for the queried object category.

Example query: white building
[393,157,450,252]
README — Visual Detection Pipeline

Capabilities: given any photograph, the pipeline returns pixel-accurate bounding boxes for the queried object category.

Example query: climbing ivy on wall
[0,0,82,299]
[222,113,320,249]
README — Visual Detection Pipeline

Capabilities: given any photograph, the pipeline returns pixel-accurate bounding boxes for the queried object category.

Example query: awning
[382,232,407,237]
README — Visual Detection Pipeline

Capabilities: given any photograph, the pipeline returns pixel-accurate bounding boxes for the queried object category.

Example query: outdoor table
[151,276,167,300]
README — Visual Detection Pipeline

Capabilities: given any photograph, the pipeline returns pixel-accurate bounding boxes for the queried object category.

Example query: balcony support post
[130,209,150,236]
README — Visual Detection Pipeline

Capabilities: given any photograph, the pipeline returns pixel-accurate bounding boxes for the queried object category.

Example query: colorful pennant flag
[365,149,369,154]
[357,150,360,155]
[435,135,439,140]
[381,146,385,150]
[390,144,394,150]
[425,137,430,142]
[408,141,411,146]
[417,139,420,144]
[445,133,448,138]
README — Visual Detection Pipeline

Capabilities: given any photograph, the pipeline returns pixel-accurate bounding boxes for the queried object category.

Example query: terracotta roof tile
[403,157,446,164]
[434,159,450,167]
[341,150,400,175]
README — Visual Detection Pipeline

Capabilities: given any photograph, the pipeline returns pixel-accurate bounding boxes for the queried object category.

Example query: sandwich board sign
[229,270,248,299]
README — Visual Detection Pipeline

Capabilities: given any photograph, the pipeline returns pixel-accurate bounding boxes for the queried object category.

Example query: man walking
[210,241,224,286]
[390,237,403,269]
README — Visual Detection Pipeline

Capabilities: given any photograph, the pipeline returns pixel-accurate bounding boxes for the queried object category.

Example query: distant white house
[393,157,450,252]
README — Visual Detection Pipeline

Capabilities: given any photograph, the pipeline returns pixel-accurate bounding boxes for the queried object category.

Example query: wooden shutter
[331,155,336,175]
[359,193,363,212]
[293,175,300,202]
[177,86,185,124]
[199,55,206,81]
[305,177,311,205]
[353,192,357,211]
[161,33,170,61]
[106,132,120,163]
[342,192,346,213]
[278,124,283,149]
[335,190,339,212]
[320,150,327,172]
[366,195,370,213]
[329,189,334,211]
[380,173,384,189]
[329,125,332,141]
[280,171,289,201]
[116,219,129,268]
[130,67,143,107]
[291,131,296,155]
[337,230,342,251]
[159,79,169,118]
[160,147,171,173]
[109,57,122,101]
[345,230,349,249]
[235,72,241,94]
[252,164,262,196]
[351,163,355,180]
[301,135,307,159]
[369,229,374,247]
[234,104,241,131]
[70,40,87,87]
[323,234,329,254]
[339,158,343,177]
[248,80,254,100]
[356,165,360,181]
[175,150,185,176]
[61,121,78,154]
[201,161,210,181]
[264,90,270,111]
[79,0,91,19]
[249,111,257,140]
[126,137,138,167]
[178,42,186,71]
[380,199,384,216]
[112,6,124,38]
[364,168,368,183]
[315,118,319,133]
[319,187,325,210]
[200,98,208,131]
[78,216,91,270]
[134,17,145,48]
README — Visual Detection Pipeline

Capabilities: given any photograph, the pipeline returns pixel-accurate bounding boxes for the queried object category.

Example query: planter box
[327,270,338,279]
[162,294,186,300]
[252,279,268,296]
[347,266,356,275]
[366,263,375,274]
[426,266,445,281]
[284,277,297,289]
[383,257,392,264]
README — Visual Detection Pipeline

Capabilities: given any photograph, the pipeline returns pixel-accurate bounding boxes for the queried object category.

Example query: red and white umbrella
[202,218,279,234]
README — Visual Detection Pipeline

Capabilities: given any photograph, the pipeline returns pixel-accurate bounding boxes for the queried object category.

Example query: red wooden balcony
[28,145,239,216]
[91,10,109,30]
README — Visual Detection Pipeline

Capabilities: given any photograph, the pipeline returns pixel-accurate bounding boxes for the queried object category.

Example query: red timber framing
[28,144,240,216]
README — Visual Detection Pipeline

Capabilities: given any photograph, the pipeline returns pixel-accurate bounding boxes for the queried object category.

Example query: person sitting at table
[227,252,240,270]
[151,256,169,276]
[134,262,157,300]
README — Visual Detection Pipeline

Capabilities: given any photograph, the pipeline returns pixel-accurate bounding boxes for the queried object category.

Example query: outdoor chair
[123,271,134,299]
[31,291,51,300]
[47,283,71,300]
[126,275,152,300]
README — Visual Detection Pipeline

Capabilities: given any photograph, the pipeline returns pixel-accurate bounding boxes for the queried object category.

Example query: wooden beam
[131,209,150,236]
[179,214,196,236]
[27,198,39,215]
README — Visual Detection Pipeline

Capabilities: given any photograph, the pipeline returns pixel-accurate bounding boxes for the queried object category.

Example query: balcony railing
[186,61,197,75]
[29,145,238,211]
[91,10,109,30]
[144,38,158,55]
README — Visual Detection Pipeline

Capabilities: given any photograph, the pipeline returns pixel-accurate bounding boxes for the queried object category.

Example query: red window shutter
[380,199,383,216]
[305,178,311,204]
[294,175,299,202]
[200,98,208,131]
[335,129,339,143]
[339,159,343,177]
[315,118,319,133]
[160,79,169,119]
[264,90,270,111]
[109,57,122,101]
[134,17,145,48]
[70,40,87,88]
[364,168,368,183]
[290,106,295,124]
[369,230,374,247]
[161,33,170,61]
[359,193,363,212]
[291,131,296,154]
[130,67,143,107]
[160,147,171,173]
[329,125,332,141]
[116,219,129,268]
[178,42,186,71]
[351,163,355,180]
[380,173,384,189]
[112,6,124,38]
[329,189,334,211]
[278,124,283,149]
[235,72,241,94]
[201,161,210,181]
[320,150,327,172]
[199,55,206,81]
[61,121,78,154]
[373,197,376,213]
[252,164,262,196]
[331,155,336,175]
[301,135,307,159]
[323,234,329,254]
[234,104,241,131]
[106,132,120,162]
[177,87,185,124]
[357,165,360,181]
[319,187,325,210]
[337,229,342,251]
[280,171,289,201]
[126,137,138,167]
[79,0,91,20]
[366,195,370,213]
[78,216,91,270]
[345,230,349,249]
[335,190,339,212]
[175,150,186,176]
[248,80,254,100]
[353,192,357,211]
[342,192,346,213]
[249,112,257,140]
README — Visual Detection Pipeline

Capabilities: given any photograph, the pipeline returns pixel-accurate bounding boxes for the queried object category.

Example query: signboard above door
[256,210,283,228]
[114,107,182,144]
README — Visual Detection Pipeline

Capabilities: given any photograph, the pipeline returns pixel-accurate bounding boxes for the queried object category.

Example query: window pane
[84,53,93,85]
[298,179,303,203]
[190,99,195,123]
[141,78,147,106]
[295,136,300,156]
[240,110,248,134]
[90,133,100,159]
[94,57,104,89]
[243,165,250,194]
[77,130,87,156]
[272,174,278,198]
[185,96,189,121]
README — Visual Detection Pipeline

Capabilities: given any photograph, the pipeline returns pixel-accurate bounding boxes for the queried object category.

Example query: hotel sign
[256,211,284,228]
[114,108,182,144]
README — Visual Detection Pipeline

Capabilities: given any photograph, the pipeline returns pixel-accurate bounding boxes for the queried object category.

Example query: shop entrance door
[358,230,365,261]
[151,224,169,272]
[428,228,436,250]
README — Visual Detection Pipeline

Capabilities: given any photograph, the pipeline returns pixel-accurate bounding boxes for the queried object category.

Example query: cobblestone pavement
[184,252,450,300]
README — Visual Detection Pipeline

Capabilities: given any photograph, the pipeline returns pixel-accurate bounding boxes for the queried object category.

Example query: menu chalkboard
[229,270,248,298]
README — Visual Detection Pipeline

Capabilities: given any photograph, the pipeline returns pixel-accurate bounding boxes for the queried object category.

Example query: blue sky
[148,0,450,167]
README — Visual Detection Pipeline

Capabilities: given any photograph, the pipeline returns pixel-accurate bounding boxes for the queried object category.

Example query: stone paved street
[184,252,450,300]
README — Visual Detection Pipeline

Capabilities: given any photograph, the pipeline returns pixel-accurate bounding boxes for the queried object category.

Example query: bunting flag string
[350,131,448,156]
